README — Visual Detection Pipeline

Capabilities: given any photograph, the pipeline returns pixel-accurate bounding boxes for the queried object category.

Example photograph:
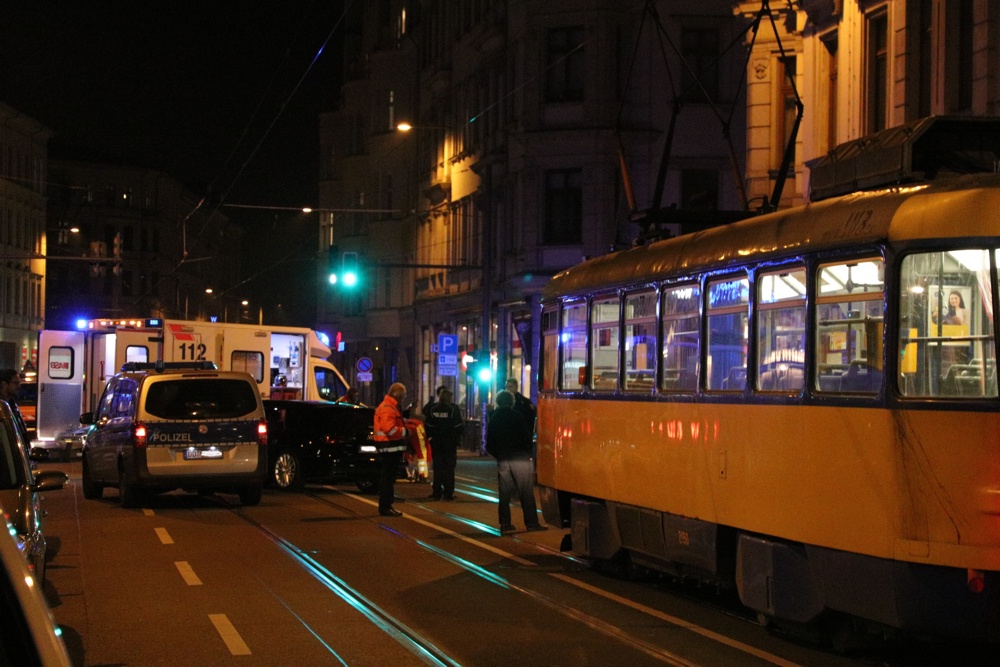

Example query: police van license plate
[183,447,223,460]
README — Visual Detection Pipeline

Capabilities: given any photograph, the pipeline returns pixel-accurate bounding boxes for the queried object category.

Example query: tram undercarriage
[541,488,1000,646]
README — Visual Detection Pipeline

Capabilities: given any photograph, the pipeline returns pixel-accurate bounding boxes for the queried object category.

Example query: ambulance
[34,318,350,445]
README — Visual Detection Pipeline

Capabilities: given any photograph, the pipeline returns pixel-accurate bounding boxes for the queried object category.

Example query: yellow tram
[536,126,1000,643]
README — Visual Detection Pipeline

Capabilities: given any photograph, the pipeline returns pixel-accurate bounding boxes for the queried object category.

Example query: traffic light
[465,354,493,386]
[341,252,359,288]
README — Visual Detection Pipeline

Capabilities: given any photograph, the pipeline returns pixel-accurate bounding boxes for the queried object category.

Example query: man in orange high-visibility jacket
[373,382,408,516]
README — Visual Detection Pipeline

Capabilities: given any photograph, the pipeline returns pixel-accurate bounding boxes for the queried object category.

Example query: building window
[387,89,396,131]
[946,0,974,113]
[544,169,582,245]
[823,35,839,151]
[775,56,798,170]
[682,27,720,101]
[866,11,889,133]
[545,27,585,103]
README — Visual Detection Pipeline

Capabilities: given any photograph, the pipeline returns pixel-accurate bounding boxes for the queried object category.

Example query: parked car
[0,400,67,585]
[80,362,267,507]
[263,399,402,492]
[32,424,91,463]
[0,509,71,666]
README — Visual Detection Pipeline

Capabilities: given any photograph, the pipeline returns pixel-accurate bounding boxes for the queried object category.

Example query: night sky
[1,1,346,325]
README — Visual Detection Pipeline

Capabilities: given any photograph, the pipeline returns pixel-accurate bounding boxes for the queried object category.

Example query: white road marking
[550,574,802,667]
[209,614,252,656]
[154,527,174,545]
[174,561,202,586]
[142,509,155,517]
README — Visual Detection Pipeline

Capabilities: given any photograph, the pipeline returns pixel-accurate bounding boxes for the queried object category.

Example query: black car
[264,399,400,492]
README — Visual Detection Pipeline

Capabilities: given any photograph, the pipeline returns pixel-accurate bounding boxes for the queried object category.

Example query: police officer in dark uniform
[424,387,463,500]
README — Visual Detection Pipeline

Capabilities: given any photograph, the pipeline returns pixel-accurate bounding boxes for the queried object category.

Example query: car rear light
[257,420,268,446]
[134,423,147,447]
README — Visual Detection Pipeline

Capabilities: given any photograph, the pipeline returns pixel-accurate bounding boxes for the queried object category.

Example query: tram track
[221,484,807,667]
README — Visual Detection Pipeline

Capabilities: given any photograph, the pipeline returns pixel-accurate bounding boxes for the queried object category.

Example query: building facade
[318,0,749,411]
[0,102,51,371]
[45,160,246,328]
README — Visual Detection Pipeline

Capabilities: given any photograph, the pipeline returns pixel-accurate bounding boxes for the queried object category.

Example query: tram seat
[943,363,991,396]
[817,373,843,392]
[839,360,882,392]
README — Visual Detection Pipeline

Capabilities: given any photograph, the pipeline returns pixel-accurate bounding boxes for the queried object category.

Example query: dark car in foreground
[264,400,400,492]
[0,401,67,585]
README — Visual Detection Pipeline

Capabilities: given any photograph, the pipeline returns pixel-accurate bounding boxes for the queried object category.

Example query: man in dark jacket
[485,390,546,533]
[424,387,463,500]
[505,378,536,433]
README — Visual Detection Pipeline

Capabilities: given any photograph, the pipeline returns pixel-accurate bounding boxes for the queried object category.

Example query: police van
[79,361,267,507]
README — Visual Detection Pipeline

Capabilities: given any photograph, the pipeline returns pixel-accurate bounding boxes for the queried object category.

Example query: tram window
[814,259,884,394]
[661,284,700,391]
[591,296,620,391]
[541,308,559,392]
[624,290,657,392]
[561,302,588,390]
[707,275,749,391]
[898,250,996,398]
[757,268,806,392]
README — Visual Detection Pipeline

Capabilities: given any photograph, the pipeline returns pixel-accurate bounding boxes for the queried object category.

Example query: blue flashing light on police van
[316,331,331,347]
[75,319,89,330]
[146,318,162,327]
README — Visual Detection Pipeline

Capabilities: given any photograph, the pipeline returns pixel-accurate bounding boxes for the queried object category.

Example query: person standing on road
[505,378,536,433]
[424,388,463,500]
[486,390,546,533]
[373,383,409,517]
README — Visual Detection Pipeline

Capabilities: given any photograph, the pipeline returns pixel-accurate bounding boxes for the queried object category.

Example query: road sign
[357,372,373,382]
[438,354,457,366]
[437,334,458,356]
[357,357,373,373]
[438,364,458,377]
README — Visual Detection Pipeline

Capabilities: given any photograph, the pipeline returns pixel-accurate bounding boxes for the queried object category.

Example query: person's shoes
[526,524,548,532]
[499,524,516,533]
[379,508,403,517]
[442,495,455,501]
[427,494,441,500]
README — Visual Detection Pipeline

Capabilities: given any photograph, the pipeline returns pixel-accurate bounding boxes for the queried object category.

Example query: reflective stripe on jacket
[374,394,408,453]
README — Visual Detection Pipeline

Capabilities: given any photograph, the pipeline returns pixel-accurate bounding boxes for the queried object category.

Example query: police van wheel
[240,483,262,506]
[81,461,103,500]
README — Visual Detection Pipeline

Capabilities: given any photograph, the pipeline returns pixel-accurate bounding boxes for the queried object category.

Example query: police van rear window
[144,379,258,420]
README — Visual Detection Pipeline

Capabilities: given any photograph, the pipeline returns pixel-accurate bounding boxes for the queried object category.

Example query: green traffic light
[328,273,338,285]
[476,363,493,383]
[342,271,359,288]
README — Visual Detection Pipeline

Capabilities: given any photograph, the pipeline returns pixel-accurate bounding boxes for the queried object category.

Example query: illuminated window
[706,275,748,391]
[756,267,806,392]
[590,296,620,391]
[814,259,884,394]
[661,284,700,392]
[898,250,995,398]
[623,291,656,393]
[560,302,587,390]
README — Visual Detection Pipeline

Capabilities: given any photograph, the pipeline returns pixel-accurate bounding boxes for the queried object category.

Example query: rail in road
[37,459,988,666]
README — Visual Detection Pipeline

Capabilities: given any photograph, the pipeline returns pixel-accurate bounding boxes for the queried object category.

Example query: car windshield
[144,379,258,419]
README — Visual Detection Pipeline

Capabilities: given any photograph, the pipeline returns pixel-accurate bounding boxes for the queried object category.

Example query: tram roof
[544,172,1000,299]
